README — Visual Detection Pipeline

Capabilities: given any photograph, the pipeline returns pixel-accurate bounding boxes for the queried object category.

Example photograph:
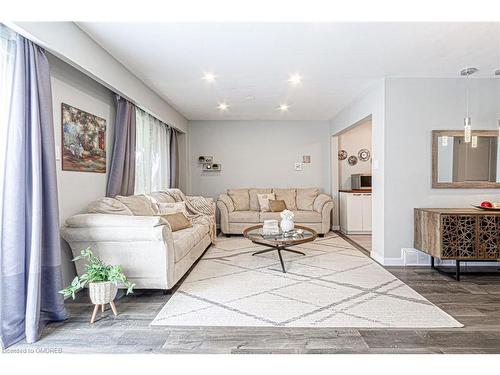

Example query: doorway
[331,116,372,253]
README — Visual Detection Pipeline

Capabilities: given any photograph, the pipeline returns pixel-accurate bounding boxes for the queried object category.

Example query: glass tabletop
[244,225,316,244]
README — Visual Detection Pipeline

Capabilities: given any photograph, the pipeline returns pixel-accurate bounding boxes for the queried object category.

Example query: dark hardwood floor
[6,256,500,353]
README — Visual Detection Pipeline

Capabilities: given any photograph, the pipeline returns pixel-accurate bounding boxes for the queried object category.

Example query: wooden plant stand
[90,301,118,324]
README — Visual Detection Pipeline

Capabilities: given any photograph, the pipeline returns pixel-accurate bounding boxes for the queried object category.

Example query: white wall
[330,81,385,261]
[188,121,331,201]
[384,77,500,261]
[9,22,188,134]
[48,53,116,286]
[338,119,372,189]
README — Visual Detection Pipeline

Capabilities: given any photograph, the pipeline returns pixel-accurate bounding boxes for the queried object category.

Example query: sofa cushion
[273,189,297,210]
[257,193,275,211]
[227,189,250,211]
[149,191,176,203]
[292,210,322,223]
[172,223,209,262]
[87,197,133,216]
[260,211,282,221]
[296,188,320,211]
[115,194,156,216]
[249,188,272,211]
[269,199,287,212]
[229,210,260,223]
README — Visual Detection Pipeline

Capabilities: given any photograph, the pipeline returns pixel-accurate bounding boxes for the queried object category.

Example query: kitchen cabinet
[339,191,372,234]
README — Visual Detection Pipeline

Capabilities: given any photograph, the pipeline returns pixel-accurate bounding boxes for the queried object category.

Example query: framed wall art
[61,103,106,173]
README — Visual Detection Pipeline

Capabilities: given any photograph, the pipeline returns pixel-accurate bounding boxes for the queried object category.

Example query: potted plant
[60,248,135,322]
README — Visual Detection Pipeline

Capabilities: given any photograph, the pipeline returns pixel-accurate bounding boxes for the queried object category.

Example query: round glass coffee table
[243,224,317,273]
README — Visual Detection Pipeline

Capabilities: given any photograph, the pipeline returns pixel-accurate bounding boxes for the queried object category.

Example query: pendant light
[460,67,478,143]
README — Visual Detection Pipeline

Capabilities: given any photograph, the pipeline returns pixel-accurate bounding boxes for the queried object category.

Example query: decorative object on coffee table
[348,155,358,166]
[60,247,135,323]
[280,209,295,232]
[358,148,371,162]
[243,224,317,273]
[338,150,347,160]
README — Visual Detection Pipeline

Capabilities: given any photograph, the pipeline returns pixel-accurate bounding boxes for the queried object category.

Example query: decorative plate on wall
[338,150,347,160]
[358,149,371,162]
[348,155,358,166]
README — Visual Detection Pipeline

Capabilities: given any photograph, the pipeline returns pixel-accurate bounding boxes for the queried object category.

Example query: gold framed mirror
[432,130,500,189]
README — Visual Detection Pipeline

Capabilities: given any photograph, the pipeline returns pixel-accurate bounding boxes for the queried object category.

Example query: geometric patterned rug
[152,234,462,328]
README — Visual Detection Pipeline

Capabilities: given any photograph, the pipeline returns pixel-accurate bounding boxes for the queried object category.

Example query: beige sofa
[60,190,214,292]
[217,188,333,236]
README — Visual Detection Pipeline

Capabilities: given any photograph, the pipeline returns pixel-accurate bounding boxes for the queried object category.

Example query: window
[134,108,171,194]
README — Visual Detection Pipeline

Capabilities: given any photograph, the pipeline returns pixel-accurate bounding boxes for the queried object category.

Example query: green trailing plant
[60,247,135,299]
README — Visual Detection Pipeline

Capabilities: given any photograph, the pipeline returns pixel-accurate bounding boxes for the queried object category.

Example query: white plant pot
[280,219,294,233]
[88,281,118,305]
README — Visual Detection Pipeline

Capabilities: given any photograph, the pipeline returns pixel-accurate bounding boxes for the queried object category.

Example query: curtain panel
[0,25,67,349]
[134,108,171,194]
[106,97,136,197]
[169,127,180,188]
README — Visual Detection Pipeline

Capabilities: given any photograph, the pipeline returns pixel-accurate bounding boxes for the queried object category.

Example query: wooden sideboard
[414,208,500,280]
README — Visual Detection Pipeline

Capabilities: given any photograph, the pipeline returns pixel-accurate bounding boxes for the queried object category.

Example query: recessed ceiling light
[288,73,302,86]
[278,104,289,112]
[217,102,229,112]
[202,72,217,83]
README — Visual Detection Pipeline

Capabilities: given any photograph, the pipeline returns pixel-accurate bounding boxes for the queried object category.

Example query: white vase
[89,281,118,305]
[280,219,294,233]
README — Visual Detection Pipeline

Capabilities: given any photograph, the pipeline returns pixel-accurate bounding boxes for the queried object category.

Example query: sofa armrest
[217,193,235,212]
[313,194,333,213]
[65,213,167,228]
[61,214,173,244]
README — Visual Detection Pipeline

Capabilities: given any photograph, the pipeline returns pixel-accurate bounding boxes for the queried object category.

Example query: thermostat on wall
[294,162,303,171]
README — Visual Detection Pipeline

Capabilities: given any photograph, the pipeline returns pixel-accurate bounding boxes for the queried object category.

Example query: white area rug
[152,234,462,328]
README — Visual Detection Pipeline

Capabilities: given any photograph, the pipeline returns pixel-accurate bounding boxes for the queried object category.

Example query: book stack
[262,220,279,235]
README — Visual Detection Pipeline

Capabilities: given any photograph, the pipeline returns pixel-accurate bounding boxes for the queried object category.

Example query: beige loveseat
[61,190,214,291]
[217,188,333,236]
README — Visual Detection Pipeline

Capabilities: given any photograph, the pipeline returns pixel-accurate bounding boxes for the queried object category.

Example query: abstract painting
[61,103,106,173]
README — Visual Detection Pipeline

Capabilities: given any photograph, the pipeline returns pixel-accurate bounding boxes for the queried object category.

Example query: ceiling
[78,22,500,121]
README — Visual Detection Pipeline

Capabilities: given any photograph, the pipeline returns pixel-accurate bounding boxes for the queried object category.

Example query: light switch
[294,162,303,171]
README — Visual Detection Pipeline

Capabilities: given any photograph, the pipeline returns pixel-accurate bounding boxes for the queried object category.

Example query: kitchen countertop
[339,189,372,193]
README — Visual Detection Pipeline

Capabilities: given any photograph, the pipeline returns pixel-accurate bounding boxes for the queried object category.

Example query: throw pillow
[269,199,287,212]
[273,189,297,210]
[115,194,156,216]
[249,188,272,211]
[161,212,192,232]
[87,197,133,216]
[296,188,320,211]
[156,202,187,215]
[257,193,275,212]
[227,189,250,211]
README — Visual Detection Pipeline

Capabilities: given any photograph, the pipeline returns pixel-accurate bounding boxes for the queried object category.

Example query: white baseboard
[331,225,340,231]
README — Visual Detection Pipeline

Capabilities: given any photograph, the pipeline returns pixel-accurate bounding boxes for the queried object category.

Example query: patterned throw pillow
[155,202,187,215]
[269,199,287,212]
[257,193,276,212]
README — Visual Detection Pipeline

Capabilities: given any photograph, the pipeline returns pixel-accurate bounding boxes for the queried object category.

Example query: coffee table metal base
[252,247,305,273]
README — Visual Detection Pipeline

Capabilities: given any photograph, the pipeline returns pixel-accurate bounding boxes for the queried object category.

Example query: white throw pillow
[257,193,276,212]
[155,202,188,215]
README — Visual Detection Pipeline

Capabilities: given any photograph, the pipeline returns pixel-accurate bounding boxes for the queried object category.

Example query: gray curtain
[169,127,180,188]
[106,97,136,197]
[0,29,67,349]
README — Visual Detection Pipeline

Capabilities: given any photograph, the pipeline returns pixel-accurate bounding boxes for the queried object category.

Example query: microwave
[351,174,372,190]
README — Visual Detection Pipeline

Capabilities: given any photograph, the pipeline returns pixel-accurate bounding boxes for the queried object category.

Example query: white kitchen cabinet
[340,192,372,234]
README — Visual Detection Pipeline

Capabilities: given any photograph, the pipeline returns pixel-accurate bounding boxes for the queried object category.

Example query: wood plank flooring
[5,240,500,354]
